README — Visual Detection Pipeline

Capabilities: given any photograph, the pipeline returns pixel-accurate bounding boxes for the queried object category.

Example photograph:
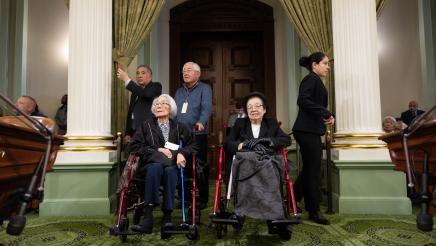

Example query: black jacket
[224,117,291,156]
[125,80,162,136]
[129,118,198,165]
[400,109,425,126]
[292,72,332,135]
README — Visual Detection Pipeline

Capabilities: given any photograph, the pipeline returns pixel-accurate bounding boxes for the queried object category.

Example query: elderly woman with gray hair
[129,94,198,234]
[382,116,407,133]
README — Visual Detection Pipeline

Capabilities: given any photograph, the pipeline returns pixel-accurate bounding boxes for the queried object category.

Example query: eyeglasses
[153,102,169,107]
[247,104,263,110]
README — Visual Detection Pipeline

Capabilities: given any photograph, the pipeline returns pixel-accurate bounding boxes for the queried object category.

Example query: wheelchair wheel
[186,224,199,241]
[119,216,129,243]
[277,225,292,241]
[232,215,244,232]
[161,223,172,240]
[216,223,223,238]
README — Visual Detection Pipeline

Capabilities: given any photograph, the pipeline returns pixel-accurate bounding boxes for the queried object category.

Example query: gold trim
[331,143,387,149]
[59,146,117,152]
[334,133,382,139]
[66,136,114,141]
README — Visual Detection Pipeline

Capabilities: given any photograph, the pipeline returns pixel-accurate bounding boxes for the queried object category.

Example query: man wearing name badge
[175,61,212,210]
[117,65,162,144]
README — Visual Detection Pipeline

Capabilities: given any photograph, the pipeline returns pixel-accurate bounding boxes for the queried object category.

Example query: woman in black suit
[292,52,335,225]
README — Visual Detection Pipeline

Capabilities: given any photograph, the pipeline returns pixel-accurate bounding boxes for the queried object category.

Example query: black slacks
[193,133,209,206]
[293,131,322,213]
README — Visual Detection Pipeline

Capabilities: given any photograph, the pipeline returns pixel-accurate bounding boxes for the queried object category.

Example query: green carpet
[1,211,435,245]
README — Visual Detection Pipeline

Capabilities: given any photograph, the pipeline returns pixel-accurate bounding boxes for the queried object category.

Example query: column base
[331,158,412,215]
[39,151,118,216]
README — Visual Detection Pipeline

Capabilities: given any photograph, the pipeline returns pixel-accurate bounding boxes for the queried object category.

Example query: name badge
[165,141,179,151]
[181,102,188,114]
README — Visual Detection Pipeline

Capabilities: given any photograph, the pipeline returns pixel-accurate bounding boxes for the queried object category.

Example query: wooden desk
[379,120,436,231]
[0,116,63,217]
[379,120,436,184]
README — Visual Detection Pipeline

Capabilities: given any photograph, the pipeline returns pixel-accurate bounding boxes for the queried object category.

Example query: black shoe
[132,206,153,233]
[162,210,173,227]
[131,221,153,233]
[309,211,330,225]
[160,210,174,239]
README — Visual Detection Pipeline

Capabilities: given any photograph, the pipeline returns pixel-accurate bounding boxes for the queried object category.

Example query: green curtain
[112,0,165,134]
[279,0,387,116]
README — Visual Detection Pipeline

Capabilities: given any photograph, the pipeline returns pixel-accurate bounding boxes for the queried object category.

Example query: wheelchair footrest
[210,217,239,225]
[270,217,302,226]
[209,213,242,225]
[109,226,140,236]
[162,223,199,240]
[163,228,190,234]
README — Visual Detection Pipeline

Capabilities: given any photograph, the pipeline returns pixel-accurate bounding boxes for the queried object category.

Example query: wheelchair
[109,153,199,242]
[208,145,301,240]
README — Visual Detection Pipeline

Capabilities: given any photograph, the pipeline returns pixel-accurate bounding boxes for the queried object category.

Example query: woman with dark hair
[224,92,290,156]
[293,52,335,225]
[224,92,292,235]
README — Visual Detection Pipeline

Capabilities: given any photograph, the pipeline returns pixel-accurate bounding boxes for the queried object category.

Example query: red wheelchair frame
[209,146,301,239]
[110,153,199,242]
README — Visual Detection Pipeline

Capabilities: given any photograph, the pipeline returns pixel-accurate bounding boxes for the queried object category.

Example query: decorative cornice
[65,136,114,141]
[59,146,117,152]
[331,143,387,149]
[334,133,383,139]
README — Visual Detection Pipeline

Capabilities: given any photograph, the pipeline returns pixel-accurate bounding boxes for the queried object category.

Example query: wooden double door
[180,32,265,169]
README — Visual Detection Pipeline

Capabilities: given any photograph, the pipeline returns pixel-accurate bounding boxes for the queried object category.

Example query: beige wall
[378,0,423,119]
[27,0,68,119]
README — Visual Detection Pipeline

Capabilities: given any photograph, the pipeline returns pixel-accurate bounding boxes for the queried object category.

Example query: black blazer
[292,72,332,135]
[129,118,198,163]
[224,117,291,155]
[125,80,162,136]
[400,109,425,125]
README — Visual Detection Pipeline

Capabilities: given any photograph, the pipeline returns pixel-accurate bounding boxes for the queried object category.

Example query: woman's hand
[176,153,186,168]
[324,116,335,125]
[158,148,172,158]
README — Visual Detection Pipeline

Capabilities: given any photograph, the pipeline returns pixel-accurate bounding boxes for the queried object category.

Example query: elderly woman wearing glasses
[223,92,291,235]
[129,94,198,234]
[224,92,291,156]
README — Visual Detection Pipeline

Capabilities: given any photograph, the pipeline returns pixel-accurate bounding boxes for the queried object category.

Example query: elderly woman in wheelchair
[128,94,198,234]
[223,92,293,238]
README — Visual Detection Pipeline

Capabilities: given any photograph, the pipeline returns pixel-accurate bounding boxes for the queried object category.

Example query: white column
[333,0,382,134]
[60,0,114,162]
[332,0,387,160]
[329,1,410,216]
[67,0,112,137]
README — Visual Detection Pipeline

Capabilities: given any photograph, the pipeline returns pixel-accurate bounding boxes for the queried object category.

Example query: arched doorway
[170,0,276,172]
